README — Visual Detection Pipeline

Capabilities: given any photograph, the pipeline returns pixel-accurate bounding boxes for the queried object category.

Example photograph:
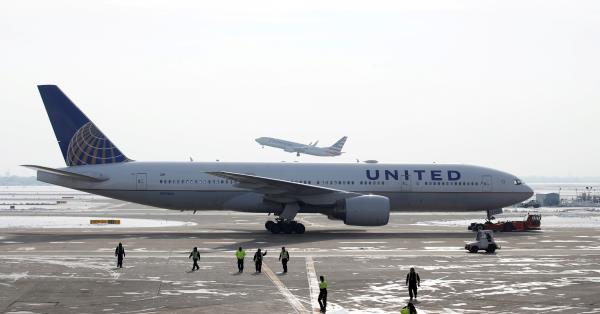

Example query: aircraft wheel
[265,221,275,231]
[294,223,305,234]
[282,223,293,234]
[270,223,281,234]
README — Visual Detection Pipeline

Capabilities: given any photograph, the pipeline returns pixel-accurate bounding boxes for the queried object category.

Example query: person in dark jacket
[115,242,125,268]
[189,247,201,271]
[253,248,267,273]
[405,267,421,300]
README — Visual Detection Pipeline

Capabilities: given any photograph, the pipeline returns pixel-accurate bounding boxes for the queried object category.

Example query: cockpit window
[513,178,522,185]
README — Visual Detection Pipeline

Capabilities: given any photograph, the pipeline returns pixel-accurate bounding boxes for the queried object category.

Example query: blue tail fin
[37,85,130,166]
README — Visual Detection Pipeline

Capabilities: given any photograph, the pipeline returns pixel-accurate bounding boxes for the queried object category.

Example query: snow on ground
[0,216,196,229]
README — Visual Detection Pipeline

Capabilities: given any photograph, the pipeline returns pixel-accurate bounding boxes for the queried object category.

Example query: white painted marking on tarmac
[338,241,387,244]
[262,263,308,314]
[305,257,320,314]
[0,272,28,282]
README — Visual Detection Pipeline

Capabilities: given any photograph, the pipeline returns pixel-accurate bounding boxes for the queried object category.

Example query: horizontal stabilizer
[21,165,108,182]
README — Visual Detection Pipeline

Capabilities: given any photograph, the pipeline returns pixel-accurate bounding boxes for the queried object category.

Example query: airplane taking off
[255,136,347,157]
[25,85,533,234]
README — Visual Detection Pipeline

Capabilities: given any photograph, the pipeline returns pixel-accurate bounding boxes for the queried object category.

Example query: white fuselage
[255,137,341,156]
[38,162,533,213]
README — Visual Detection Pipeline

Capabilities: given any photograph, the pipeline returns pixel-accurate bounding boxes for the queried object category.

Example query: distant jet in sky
[255,136,347,157]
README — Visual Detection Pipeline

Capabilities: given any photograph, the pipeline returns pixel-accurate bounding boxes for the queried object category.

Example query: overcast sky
[1,1,599,177]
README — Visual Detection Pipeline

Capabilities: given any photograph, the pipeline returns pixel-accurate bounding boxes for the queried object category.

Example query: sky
[1,0,599,177]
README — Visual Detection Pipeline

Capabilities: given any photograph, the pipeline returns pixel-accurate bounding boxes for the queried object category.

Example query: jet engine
[329,195,390,226]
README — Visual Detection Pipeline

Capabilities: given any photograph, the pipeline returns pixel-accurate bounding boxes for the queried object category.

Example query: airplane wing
[206,171,361,205]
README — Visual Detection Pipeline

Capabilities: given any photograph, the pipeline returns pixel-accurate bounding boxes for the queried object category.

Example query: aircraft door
[136,173,147,190]
[401,172,411,192]
[481,175,492,192]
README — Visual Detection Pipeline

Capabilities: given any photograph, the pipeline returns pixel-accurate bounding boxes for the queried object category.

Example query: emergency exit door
[136,173,147,190]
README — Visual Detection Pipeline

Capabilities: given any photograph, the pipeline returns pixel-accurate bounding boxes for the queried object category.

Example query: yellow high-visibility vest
[319,281,328,289]
[235,250,246,259]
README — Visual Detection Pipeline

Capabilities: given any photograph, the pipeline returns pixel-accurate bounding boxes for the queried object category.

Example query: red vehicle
[468,213,541,232]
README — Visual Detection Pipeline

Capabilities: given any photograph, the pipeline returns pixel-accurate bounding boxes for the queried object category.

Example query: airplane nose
[524,184,534,198]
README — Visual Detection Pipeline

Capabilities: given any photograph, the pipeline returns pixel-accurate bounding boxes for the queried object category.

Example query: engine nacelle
[332,195,390,226]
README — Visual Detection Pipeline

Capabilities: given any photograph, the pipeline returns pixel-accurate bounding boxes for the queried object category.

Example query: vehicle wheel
[265,221,275,231]
[469,246,478,253]
[282,223,293,234]
[486,244,497,253]
[270,223,281,234]
[475,224,484,231]
[503,222,514,232]
[294,223,305,234]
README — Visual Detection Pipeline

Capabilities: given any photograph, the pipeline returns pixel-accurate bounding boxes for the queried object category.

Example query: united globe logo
[66,122,128,166]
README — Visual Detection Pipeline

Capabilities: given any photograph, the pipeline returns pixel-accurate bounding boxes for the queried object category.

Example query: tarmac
[0,194,599,313]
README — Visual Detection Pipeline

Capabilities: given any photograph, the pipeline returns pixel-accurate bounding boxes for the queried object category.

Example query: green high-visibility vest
[319,281,328,289]
[235,250,246,259]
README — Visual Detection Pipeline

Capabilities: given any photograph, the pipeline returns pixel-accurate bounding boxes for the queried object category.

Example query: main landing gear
[265,220,305,234]
[265,202,306,234]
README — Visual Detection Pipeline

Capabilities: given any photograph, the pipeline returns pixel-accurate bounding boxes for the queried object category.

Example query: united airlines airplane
[25,85,533,234]
[255,136,347,157]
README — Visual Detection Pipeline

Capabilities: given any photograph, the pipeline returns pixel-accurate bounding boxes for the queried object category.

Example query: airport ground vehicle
[468,213,541,232]
[519,200,541,208]
[465,230,500,253]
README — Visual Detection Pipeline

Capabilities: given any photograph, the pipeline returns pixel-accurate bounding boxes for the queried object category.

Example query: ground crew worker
[115,242,125,268]
[318,275,328,312]
[189,247,200,271]
[405,267,421,300]
[253,248,267,273]
[279,246,290,273]
[235,247,246,273]
[400,302,417,314]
